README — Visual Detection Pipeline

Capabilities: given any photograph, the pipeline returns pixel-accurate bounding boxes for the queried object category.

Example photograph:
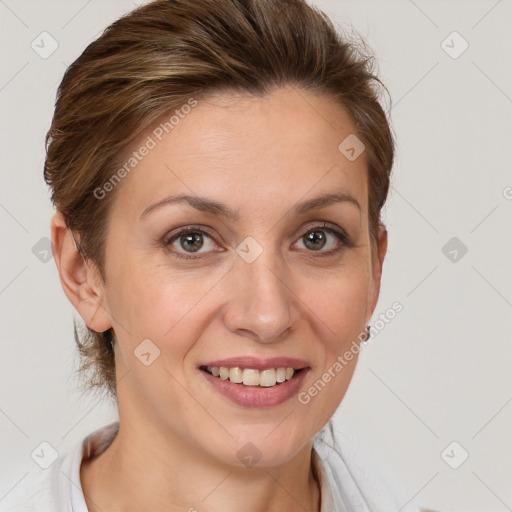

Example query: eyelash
[163,223,352,261]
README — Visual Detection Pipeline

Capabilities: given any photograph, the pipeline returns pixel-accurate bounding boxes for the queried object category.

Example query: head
[49,0,393,467]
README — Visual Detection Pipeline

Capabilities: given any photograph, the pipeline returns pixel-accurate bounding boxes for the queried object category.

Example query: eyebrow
[140,191,361,220]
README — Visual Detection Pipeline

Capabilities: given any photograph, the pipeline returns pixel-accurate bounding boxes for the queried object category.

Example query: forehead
[109,86,368,221]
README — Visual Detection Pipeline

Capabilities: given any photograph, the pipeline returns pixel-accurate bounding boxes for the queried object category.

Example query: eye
[164,227,219,260]
[163,222,351,260]
[293,223,349,255]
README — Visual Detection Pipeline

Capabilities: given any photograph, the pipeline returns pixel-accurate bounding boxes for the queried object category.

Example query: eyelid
[297,221,350,242]
[163,224,218,245]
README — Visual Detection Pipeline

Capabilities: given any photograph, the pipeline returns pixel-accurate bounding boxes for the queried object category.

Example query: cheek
[301,261,371,341]
[295,267,367,424]
[106,256,225,357]
[105,242,371,360]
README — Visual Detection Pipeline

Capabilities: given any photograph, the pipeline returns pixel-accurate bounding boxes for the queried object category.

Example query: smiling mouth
[199,365,305,388]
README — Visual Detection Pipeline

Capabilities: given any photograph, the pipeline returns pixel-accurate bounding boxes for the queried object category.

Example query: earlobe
[367,224,388,321]
[376,224,388,271]
[50,212,112,333]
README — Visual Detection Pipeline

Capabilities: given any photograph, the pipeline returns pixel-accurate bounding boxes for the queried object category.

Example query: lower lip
[199,368,310,408]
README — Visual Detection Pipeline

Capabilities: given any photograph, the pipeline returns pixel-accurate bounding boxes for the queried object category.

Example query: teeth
[242,368,260,386]
[259,368,276,387]
[205,366,299,387]
[229,367,243,384]
[276,367,286,383]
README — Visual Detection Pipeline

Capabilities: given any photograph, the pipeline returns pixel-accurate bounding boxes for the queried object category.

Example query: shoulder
[313,428,424,512]
[0,450,73,512]
[1,422,118,512]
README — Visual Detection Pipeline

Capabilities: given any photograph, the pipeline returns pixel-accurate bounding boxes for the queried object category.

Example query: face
[77,86,386,467]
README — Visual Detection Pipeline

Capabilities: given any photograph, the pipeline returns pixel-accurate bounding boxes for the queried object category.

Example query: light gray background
[1,1,510,511]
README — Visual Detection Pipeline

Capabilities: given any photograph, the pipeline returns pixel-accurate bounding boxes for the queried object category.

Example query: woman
[2,0,428,510]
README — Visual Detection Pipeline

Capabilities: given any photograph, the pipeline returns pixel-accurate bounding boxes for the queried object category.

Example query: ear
[367,224,388,321]
[50,212,112,333]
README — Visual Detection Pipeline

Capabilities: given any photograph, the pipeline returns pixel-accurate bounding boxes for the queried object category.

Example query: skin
[52,85,387,512]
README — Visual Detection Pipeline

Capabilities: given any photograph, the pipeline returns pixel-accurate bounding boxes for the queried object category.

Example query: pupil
[181,232,203,252]
[305,230,326,250]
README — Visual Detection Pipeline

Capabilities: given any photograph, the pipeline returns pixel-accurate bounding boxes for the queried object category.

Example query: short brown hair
[44,0,394,400]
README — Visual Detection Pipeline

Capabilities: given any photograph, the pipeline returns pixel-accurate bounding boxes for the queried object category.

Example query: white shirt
[1,421,423,512]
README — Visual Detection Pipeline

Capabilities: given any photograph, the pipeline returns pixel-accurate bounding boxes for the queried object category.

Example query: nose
[222,250,300,344]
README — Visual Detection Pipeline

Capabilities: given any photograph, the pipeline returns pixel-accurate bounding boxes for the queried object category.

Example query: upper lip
[199,356,310,371]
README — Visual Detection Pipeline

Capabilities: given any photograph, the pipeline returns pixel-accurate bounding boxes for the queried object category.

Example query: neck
[80,421,321,512]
